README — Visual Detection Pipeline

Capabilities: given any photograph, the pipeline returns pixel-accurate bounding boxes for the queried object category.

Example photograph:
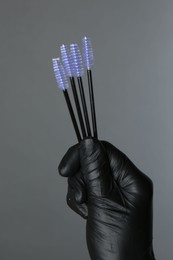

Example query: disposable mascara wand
[70,44,92,137]
[52,58,81,142]
[60,45,87,138]
[82,36,98,139]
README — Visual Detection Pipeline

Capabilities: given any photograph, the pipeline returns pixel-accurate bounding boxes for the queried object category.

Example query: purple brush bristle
[60,45,73,77]
[70,44,84,77]
[82,36,94,70]
[52,58,69,90]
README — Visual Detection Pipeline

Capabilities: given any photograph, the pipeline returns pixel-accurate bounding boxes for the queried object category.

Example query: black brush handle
[77,77,91,137]
[70,77,87,138]
[63,89,81,142]
[87,70,98,138]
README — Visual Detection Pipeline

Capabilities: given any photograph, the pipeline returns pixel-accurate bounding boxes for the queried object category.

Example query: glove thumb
[79,138,112,198]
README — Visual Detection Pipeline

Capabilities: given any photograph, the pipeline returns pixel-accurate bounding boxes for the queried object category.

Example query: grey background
[0,0,173,259]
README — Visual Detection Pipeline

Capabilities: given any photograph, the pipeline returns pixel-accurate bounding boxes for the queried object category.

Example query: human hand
[59,138,156,260]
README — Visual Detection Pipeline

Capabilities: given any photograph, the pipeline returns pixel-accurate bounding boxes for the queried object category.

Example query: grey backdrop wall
[0,0,173,259]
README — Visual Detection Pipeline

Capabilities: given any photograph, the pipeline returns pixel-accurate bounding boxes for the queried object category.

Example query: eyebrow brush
[70,43,92,137]
[60,45,87,138]
[82,36,98,139]
[52,58,81,142]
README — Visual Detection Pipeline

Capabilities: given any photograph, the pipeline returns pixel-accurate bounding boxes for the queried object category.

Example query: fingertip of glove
[58,163,67,177]
[58,144,80,177]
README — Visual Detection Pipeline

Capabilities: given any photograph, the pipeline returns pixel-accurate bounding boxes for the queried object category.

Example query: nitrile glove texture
[59,138,156,260]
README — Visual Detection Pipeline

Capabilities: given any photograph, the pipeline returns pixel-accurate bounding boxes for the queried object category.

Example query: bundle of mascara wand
[52,37,97,141]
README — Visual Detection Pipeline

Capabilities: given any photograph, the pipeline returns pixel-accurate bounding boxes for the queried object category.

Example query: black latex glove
[59,138,156,260]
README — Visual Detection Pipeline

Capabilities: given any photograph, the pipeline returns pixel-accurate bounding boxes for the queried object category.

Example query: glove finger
[67,171,88,219]
[67,194,88,219]
[79,138,113,198]
[68,171,87,204]
[58,144,80,177]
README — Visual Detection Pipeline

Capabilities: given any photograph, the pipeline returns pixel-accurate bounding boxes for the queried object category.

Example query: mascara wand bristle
[70,43,84,77]
[52,58,69,90]
[82,36,94,70]
[60,45,73,77]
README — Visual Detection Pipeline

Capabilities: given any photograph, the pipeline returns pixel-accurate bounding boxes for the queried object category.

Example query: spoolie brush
[70,43,92,137]
[52,58,81,142]
[82,36,98,139]
[60,44,87,138]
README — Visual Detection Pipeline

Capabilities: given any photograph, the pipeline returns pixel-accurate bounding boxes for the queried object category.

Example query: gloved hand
[59,138,156,260]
